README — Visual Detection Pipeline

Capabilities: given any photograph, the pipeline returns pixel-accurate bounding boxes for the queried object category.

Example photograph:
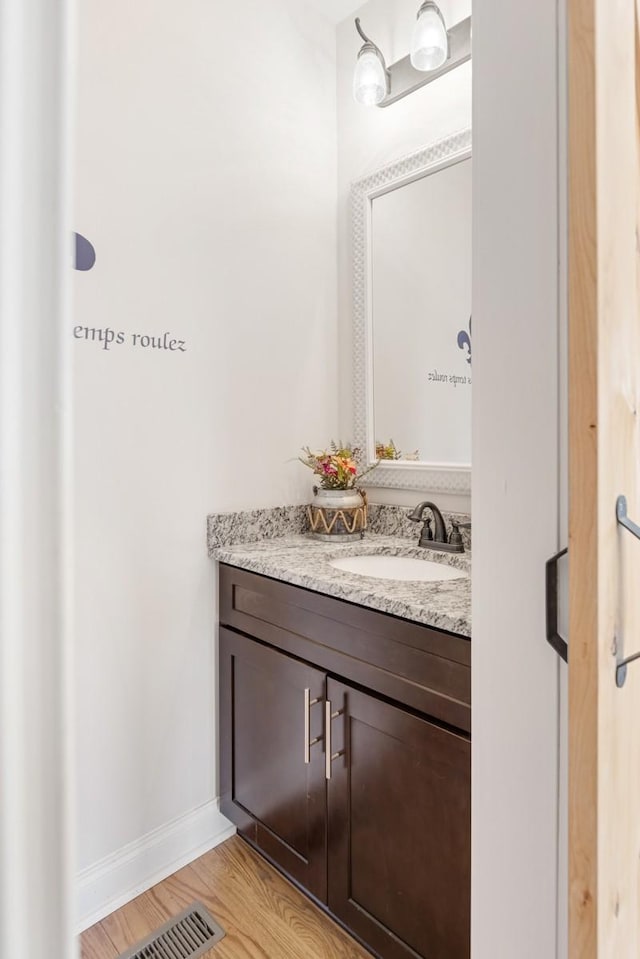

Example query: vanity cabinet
[218,627,328,900]
[218,564,471,959]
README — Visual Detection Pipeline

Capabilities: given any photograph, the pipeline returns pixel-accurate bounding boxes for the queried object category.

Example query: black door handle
[546,548,568,663]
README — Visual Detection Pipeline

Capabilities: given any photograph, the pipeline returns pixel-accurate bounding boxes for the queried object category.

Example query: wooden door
[218,628,327,900]
[326,678,470,959]
[568,0,640,955]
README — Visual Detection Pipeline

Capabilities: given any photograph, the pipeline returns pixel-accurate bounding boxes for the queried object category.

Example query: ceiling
[301,0,364,25]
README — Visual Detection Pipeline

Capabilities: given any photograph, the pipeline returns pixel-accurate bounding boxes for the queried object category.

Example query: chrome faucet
[408,501,467,553]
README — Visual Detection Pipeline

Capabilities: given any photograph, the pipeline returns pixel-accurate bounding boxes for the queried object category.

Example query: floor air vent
[117,902,225,959]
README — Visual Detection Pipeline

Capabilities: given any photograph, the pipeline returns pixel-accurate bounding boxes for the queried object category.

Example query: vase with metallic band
[307,487,367,541]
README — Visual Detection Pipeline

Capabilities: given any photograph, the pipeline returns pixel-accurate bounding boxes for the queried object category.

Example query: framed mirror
[352,129,472,493]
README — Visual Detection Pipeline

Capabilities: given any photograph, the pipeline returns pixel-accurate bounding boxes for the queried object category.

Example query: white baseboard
[76,799,236,933]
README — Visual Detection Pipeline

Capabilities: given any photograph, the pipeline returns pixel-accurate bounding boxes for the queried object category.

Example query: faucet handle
[449,519,470,551]
[414,516,433,547]
[449,521,464,548]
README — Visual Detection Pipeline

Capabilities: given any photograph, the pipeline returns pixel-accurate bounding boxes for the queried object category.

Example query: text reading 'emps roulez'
[73,327,187,352]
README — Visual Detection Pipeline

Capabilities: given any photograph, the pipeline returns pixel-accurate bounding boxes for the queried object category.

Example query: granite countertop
[212,533,471,638]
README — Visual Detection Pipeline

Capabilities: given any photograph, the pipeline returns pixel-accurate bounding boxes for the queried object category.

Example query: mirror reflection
[371,155,472,467]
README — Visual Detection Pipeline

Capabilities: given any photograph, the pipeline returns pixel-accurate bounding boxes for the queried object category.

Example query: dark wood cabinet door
[219,628,327,901]
[327,679,471,959]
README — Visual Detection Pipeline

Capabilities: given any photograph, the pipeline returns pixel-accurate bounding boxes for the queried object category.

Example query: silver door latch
[615,495,640,688]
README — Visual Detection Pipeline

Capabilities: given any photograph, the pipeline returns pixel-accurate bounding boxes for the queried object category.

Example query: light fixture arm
[354,17,372,45]
[354,17,388,69]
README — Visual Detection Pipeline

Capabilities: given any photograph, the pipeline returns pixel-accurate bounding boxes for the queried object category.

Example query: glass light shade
[410,4,448,72]
[353,49,387,106]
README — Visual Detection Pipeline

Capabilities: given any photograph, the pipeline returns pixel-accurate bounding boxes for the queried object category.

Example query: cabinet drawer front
[220,564,470,732]
[327,678,470,959]
[219,628,327,901]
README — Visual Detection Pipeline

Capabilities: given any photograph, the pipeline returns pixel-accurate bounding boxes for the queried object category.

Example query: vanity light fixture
[411,2,449,72]
[353,19,390,107]
[353,4,471,109]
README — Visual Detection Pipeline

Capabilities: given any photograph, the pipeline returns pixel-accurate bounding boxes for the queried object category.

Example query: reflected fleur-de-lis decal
[457,316,472,365]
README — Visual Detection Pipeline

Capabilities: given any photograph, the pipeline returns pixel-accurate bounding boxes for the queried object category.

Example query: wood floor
[79,835,372,959]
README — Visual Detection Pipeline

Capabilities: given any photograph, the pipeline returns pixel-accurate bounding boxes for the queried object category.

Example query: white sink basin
[329,554,467,583]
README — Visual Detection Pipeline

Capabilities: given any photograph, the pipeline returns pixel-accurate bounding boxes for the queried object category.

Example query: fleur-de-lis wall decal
[74,232,96,271]
[457,316,472,365]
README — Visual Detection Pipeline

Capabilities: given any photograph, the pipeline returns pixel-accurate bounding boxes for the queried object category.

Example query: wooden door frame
[568,0,640,955]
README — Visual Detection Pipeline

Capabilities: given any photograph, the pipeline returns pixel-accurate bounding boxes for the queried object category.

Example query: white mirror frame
[352,128,472,493]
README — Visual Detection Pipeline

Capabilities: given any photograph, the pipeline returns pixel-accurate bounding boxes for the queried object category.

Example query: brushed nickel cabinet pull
[325,699,345,781]
[304,688,321,764]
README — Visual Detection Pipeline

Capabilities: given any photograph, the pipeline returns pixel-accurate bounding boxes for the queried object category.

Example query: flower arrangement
[300,441,378,491]
[375,439,421,461]
[376,439,402,461]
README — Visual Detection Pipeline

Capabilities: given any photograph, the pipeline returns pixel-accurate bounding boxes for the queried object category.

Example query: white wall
[336,0,472,510]
[73,0,339,927]
[472,0,562,956]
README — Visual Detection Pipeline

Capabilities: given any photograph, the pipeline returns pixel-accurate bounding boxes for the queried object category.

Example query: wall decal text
[73,326,187,352]
[427,369,471,388]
